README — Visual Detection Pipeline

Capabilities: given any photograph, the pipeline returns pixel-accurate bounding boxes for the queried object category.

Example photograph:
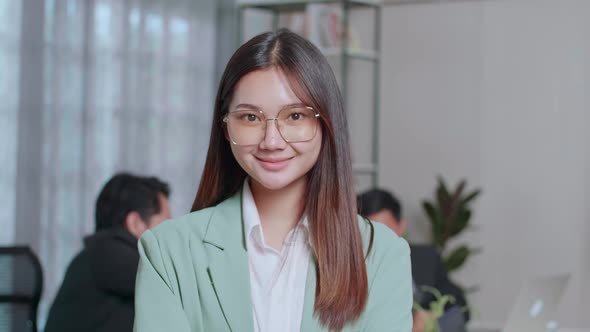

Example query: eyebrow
[234,103,260,111]
[233,102,309,112]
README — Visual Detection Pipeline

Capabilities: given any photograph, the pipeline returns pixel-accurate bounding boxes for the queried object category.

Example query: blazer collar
[202,191,246,251]
[202,191,253,332]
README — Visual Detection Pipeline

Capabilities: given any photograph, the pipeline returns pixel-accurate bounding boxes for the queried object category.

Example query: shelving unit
[237,0,382,189]
[237,0,380,11]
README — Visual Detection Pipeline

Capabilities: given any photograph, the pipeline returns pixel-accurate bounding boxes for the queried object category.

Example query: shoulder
[357,216,410,273]
[61,248,90,279]
[153,207,214,238]
[90,228,137,254]
[136,206,220,291]
[144,192,242,248]
[138,206,216,256]
[355,217,414,330]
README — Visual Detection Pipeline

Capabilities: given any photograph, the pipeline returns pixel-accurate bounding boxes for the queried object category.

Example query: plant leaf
[422,201,438,224]
[423,201,445,248]
[452,179,467,204]
[464,285,481,294]
[451,209,471,236]
[461,189,481,205]
[443,245,470,272]
[436,176,452,217]
[419,285,443,300]
[437,176,451,198]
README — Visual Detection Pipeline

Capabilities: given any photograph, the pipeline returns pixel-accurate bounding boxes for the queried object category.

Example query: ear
[223,126,231,142]
[124,211,147,239]
[399,218,408,237]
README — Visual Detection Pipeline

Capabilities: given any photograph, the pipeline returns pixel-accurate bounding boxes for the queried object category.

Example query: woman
[134,29,412,332]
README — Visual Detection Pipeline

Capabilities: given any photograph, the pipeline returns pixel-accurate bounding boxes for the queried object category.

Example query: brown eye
[246,114,258,121]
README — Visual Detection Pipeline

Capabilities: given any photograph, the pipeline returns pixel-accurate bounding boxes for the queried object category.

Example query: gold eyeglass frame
[222,106,321,145]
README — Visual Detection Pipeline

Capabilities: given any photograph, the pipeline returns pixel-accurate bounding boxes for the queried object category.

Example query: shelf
[237,0,381,12]
[321,47,380,61]
[352,163,377,174]
[238,0,382,187]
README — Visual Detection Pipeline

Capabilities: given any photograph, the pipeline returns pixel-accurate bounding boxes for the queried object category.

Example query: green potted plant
[413,286,458,332]
[422,176,481,273]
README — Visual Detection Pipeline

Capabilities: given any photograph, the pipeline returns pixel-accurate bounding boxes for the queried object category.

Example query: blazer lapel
[202,192,254,332]
[300,256,323,332]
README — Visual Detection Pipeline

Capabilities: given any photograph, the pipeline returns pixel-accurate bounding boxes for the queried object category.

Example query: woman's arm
[134,230,192,332]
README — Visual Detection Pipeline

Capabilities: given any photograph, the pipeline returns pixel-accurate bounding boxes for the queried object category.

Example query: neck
[249,178,306,250]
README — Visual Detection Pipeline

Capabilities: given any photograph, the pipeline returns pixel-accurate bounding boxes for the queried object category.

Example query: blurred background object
[0,0,221,325]
[0,246,43,332]
[422,177,481,281]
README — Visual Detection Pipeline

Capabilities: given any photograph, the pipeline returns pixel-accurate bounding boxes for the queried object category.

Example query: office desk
[468,321,590,332]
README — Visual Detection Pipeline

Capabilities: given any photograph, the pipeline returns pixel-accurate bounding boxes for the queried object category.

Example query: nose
[259,118,287,150]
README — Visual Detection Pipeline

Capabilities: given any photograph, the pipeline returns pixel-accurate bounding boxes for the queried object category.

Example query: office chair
[0,246,43,332]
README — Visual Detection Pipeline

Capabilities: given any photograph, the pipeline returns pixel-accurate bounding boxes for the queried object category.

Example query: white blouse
[242,180,311,332]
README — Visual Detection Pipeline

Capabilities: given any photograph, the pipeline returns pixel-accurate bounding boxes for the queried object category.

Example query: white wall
[380,0,590,327]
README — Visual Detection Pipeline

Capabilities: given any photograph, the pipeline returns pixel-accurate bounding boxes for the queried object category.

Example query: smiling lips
[256,156,293,171]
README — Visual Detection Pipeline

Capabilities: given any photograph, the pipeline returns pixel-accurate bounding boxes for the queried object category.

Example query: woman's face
[227,68,322,192]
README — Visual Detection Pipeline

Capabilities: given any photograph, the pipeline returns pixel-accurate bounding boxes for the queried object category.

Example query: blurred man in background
[45,173,171,332]
[358,188,468,332]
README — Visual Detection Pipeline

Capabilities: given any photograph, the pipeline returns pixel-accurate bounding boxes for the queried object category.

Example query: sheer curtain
[1,0,218,325]
[0,0,21,246]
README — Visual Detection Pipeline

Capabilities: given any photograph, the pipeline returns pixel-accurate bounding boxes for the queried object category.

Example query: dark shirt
[411,244,470,322]
[45,227,138,332]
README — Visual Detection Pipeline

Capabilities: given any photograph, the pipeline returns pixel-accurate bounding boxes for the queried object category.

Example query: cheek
[292,132,322,163]
[308,128,323,161]
[229,144,255,166]
[309,141,322,164]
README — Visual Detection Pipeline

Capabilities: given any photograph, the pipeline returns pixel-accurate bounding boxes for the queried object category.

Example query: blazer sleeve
[134,229,192,332]
[363,235,413,331]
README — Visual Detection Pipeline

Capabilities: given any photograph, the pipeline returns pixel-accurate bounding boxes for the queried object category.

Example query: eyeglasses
[223,106,320,146]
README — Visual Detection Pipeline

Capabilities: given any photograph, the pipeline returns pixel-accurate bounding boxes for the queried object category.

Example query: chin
[252,177,291,191]
[251,172,305,192]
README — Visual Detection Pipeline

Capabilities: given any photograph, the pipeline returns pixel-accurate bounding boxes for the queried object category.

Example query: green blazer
[134,191,413,332]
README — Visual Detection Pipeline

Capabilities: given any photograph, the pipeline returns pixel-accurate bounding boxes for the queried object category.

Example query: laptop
[501,273,571,332]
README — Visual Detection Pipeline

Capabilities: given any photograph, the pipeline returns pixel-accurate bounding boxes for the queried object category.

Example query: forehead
[230,68,302,110]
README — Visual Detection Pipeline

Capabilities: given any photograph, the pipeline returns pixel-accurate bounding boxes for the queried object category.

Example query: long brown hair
[192,29,369,331]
